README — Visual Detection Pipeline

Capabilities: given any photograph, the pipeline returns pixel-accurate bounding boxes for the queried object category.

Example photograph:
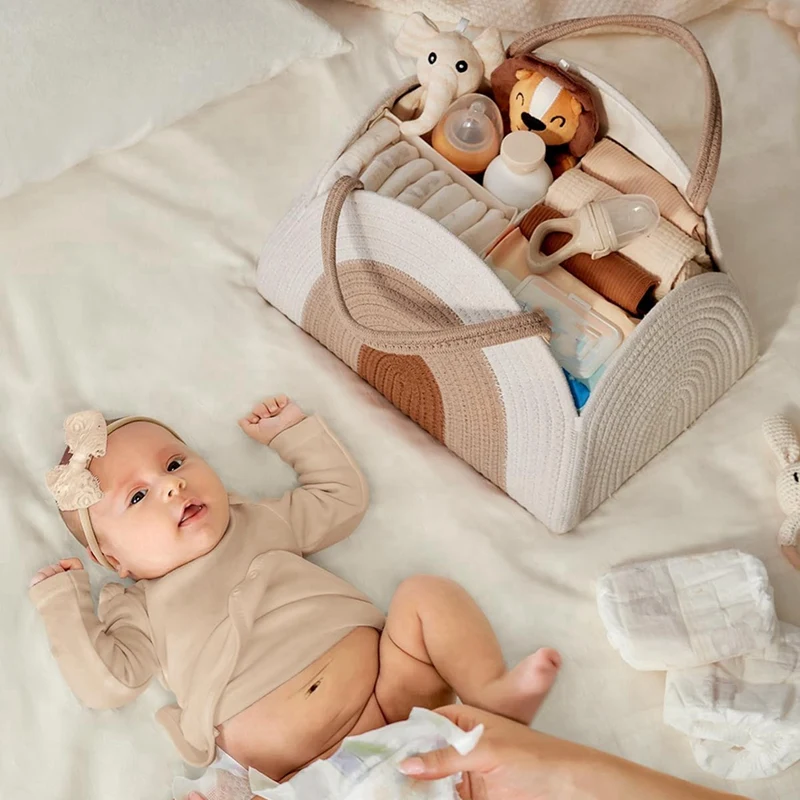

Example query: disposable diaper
[174,707,482,800]
[596,550,777,670]
[664,623,800,779]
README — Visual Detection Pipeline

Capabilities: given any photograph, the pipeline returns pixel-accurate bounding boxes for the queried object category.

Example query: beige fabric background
[1,2,799,799]
[340,0,800,42]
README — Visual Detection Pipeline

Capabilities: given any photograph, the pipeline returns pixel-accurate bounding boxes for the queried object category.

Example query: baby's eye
[167,457,184,472]
[550,115,567,127]
[130,490,146,506]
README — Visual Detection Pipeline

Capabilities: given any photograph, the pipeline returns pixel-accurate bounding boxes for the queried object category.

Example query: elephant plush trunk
[401,66,458,137]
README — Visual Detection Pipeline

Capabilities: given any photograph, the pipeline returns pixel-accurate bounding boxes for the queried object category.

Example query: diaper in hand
[596,550,777,670]
[173,707,482,800]
[664,623,800,779]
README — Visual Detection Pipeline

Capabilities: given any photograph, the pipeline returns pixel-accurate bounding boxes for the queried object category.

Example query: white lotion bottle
[483,131,553,210]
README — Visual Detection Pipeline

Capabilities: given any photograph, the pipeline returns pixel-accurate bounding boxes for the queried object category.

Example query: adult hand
[399,705,750,800]
[399,704,570,800]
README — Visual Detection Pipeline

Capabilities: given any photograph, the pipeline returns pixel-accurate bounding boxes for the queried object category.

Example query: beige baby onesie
[29,416,385,767]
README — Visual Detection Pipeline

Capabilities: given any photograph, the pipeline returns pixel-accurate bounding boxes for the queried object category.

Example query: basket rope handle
[508,15,721,216]
[321,176,550,356]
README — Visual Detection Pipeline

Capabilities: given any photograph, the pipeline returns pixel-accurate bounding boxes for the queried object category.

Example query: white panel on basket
[259,191,525,327]
[483,338,578,531]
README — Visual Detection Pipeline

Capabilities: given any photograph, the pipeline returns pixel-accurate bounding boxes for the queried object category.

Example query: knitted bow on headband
[45,410,108,511]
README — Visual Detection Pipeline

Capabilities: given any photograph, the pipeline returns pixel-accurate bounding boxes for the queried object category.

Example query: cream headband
[45,410,183,570]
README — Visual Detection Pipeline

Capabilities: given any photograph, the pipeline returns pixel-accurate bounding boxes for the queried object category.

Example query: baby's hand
[238,395,307,446]
[29,557,84,588]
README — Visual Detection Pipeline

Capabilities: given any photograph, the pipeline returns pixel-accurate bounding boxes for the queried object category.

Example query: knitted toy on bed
[763,414,800,569]
[393,13,505,137]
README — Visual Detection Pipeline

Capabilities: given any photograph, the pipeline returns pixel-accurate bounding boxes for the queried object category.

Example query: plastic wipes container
[512,274,622,378]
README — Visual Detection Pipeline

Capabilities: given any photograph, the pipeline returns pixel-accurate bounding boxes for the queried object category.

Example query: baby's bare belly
[216,627,385,781]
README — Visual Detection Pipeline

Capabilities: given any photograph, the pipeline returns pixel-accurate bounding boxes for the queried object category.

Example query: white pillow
[0,0,348,199]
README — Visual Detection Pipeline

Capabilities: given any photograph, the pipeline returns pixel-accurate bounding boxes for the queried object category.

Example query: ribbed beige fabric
[340,1,742,30]
[580,138,706,240]
[545,169,710,299]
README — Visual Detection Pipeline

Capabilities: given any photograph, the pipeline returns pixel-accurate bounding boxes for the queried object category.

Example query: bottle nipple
[432,93,503,174]
[448,99,495,149]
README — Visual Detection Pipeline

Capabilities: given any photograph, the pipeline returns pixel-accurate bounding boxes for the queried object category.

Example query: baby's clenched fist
[30,557,84,588]
[238,395,306,446]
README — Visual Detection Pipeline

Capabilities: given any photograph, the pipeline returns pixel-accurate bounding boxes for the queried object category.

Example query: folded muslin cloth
[320,118,401,193]
[519,204,659,315]
[579,138,706,241]
[459,208,508,254]
[664,623,800,780]
[360,141,419,192]
[545,169,710,299]
[596,550,777,670]
[173,708,483,800]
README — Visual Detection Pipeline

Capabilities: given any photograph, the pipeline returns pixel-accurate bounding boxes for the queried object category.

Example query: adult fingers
[399,744,467,780]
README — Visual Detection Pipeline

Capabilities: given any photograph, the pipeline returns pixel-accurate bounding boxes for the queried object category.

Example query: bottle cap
[500,131,547,175]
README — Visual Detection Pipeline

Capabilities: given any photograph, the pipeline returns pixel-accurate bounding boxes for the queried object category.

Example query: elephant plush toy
[394,13,505,137]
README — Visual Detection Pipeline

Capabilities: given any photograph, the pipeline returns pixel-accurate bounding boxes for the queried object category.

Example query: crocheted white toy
[763,415,800,569]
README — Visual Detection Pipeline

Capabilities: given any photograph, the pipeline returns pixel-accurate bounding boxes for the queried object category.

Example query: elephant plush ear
[395,12,441,58]
[472,27,505,78]
[764,415,800,467]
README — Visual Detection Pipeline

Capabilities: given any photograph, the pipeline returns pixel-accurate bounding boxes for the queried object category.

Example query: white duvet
[2,2,800,800]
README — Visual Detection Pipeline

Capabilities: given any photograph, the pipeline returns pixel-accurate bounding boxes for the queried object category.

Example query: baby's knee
[393,575,461,605]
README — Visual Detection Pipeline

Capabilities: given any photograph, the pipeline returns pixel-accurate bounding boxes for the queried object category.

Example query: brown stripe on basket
[358,348,445,442]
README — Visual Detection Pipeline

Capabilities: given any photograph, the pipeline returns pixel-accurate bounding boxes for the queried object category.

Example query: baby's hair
[57,417,121,548]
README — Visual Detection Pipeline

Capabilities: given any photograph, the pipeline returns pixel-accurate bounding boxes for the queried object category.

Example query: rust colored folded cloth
[519,203,659,316]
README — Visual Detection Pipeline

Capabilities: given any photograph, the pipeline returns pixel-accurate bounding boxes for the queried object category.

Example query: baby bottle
[483,131,553,210]
[431,94,503,175]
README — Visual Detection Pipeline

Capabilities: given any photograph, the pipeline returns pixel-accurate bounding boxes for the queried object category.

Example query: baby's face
[87,422,230,580]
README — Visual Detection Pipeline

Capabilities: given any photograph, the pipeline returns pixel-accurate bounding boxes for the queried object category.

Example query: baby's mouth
[179,502,207,527]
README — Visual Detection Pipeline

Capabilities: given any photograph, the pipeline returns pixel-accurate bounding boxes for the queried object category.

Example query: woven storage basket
[257,15,757,533]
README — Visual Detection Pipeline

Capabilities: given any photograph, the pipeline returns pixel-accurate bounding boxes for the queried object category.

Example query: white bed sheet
[1,2,799,798]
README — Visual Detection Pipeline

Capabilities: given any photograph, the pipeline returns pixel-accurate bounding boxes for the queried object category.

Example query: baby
[30,397,560,782]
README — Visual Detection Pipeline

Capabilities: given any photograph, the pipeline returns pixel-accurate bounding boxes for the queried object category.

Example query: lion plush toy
[491,55,599,176]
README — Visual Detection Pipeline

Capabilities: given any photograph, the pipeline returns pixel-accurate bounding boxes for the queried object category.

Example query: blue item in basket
[563,369,590,410]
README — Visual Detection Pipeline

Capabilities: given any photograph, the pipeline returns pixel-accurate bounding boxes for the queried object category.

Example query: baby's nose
[165,476,187,497]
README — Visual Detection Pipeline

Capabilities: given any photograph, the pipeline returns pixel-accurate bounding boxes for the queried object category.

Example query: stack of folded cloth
[320,117,511,254]
[597,550,800,780]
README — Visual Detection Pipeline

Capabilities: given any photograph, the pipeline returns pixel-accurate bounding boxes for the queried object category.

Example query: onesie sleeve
[29,569,159,709]
[260,415,369,555]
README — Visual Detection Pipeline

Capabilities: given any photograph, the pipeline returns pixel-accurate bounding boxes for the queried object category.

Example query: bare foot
[479,648,561,725]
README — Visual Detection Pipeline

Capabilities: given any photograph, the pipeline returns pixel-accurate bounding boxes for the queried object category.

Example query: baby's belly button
[218,628,380,779]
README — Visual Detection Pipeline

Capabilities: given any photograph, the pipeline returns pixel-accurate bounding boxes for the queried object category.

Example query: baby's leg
[375,576,560,725]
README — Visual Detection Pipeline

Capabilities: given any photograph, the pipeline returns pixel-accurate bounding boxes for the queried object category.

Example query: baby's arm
[239,396,368,554]
[29,560,159,709]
